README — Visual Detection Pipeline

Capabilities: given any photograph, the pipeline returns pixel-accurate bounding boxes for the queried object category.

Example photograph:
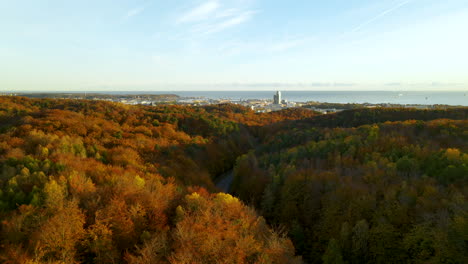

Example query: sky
[1,0,468,91]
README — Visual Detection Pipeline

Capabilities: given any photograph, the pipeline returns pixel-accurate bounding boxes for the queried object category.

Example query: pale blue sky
[1,0,467,91]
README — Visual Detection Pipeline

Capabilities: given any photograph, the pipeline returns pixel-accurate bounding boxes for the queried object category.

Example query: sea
[105,91,468,106]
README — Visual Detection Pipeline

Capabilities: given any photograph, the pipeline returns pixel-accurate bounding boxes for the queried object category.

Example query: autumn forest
[0,96,466,264]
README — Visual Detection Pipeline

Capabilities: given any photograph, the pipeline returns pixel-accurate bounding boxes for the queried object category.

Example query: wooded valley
[0,96,466,263]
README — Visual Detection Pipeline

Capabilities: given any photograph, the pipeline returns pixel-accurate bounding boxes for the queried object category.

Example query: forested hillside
[0,96,306,263]
[0,96,466,263]
[232,108,468,263]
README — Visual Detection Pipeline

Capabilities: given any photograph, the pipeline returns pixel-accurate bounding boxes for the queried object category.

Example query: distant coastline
[2,90,467,106]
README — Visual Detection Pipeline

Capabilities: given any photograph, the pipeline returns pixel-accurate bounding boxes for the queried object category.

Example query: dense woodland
[0,96,466,263]
[0,96,311,264]
[232,108,468,263]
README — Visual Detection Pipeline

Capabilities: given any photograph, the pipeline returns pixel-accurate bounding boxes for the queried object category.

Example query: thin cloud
[348,0,415,34]
[124,6,146,20]
[178,1,220,23]
[176,0,257,34]
[215,8,240,19]
[200,11,256,34]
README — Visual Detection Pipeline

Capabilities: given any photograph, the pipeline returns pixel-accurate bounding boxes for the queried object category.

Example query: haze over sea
[100,90,467,106]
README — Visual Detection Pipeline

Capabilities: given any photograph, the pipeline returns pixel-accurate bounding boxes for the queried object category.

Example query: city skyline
[1,0,468,91]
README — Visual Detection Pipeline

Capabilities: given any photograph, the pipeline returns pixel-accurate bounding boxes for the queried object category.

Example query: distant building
[273,91,282,104]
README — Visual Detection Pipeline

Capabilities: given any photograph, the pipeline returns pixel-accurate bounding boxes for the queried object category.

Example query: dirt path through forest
[216,170,234,193]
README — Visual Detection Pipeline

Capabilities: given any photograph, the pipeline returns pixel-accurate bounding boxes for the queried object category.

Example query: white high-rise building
[273,91,282,104]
